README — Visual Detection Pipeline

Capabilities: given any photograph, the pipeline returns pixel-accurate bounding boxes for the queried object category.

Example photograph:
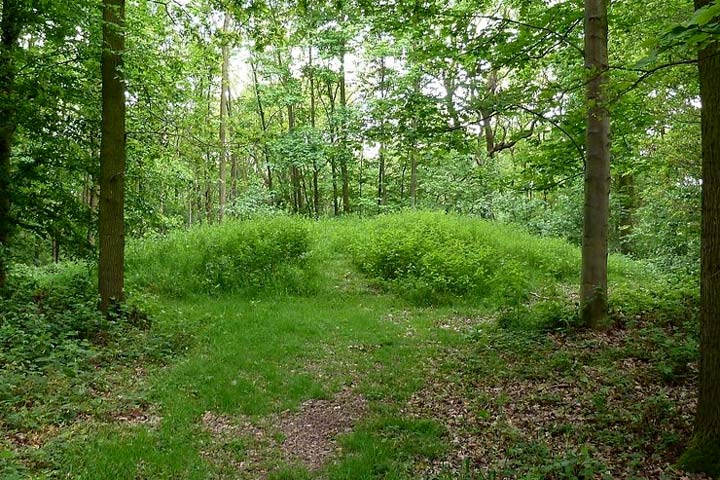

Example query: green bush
[126,216,316,297]
[341,211,580,305]
[1,264,117,429]
[498,298,581,332]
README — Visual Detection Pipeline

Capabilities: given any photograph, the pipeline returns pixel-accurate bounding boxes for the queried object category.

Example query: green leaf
[692,2,720,27]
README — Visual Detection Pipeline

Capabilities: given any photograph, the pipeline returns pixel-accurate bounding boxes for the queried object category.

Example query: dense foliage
[0,0,704,276]
[1,0,719,476]
[127,216,316,297]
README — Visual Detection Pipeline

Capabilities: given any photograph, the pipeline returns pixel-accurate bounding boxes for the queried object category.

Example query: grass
[38,245,466,479]
[0,212,703,479]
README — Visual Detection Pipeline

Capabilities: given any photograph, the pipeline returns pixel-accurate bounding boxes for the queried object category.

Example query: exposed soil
[201,385,368,476]
[277,386,368,470]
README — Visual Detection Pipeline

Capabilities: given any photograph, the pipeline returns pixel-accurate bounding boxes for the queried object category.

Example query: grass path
[60,254,475,479]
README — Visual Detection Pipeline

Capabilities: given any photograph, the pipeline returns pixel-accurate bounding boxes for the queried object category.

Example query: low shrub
[126,215,316,297]
[0,264,158,431]
[0,263,104,375]
[341,211,580,305]
[498,298,581,332]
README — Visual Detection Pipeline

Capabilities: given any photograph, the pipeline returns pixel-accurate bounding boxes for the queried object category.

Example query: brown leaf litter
[405,328,711,479]
[201,386,367,476]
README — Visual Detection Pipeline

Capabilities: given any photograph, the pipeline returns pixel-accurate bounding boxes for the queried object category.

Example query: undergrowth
[0,213,703,479]
[0,262,183,468]
[339,211,665,307]
[126,215,317,298]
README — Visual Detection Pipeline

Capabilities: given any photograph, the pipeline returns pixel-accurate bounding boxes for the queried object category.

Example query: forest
[1,0,719,478]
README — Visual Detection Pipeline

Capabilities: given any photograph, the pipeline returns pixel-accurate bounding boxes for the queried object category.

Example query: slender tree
[98,0,126,312]
[682,0,720,474]
[0,0,22,289]
[580,0,611,328]
[219,12,231,221]
[339,46,351,214]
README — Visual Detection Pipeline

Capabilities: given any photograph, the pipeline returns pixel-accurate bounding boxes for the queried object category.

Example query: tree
[580,0,611,328]
[682,0,720,475]
[0,0,23,288]
[219,11,232,221]
[98,0,127,312]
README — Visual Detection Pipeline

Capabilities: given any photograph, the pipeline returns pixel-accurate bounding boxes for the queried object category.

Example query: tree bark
[218,12,231,221]
[98,0,126,313]
[339,49,351,214]
[251,59,273,193]
[378,57,386,207]
[0,0,21,289]
[617,172,636,255]
[410,149,418,208]
[580,0,611,329]
[326,80,339,216]
[288,103,303,213]
[309,47,320,219]
[682,0,720,474]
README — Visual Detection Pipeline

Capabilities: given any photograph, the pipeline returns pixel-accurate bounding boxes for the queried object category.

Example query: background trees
[1,0,704,282]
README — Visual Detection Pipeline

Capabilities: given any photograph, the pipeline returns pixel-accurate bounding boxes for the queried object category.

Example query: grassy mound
[126,216,317,298]
[341,211,580,305]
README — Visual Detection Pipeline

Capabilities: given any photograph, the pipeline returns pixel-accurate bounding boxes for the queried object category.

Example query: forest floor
[2,250,709,479]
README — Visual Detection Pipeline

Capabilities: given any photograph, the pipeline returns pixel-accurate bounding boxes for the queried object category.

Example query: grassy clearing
[56,252,464,479]
[0,212,702,479]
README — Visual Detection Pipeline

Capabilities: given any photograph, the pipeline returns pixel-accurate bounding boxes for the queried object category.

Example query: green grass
[0,212,701,479]
[49,247,465,479]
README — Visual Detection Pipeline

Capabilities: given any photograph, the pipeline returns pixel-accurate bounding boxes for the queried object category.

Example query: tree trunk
[98,0,126,313]
[681,1,720,474]
[218,12,231,221]
[251,59,273,194]
[339,49,351,214]
[0,0,21,289]
[378,57,386,207]
[326,80,339,216]
[378,145,385,206]
[309,47,320,219]
[617,172,636,255]
[288,103,303,213]
[580,0,611,329]
[410,149,418,208]
[482,71,499,159]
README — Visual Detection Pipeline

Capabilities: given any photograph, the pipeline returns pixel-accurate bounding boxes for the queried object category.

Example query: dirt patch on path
[278,386,367,469]
[201,386,367,476]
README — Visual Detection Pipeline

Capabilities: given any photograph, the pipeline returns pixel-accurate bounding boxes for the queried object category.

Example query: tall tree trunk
[218,12,231,221]
[378,57,386,207]
[481,71,499,158]
[204,156,213,223]
[410,77,420,209]
[580,0,610,329]
[0,0,21,289]
[617,172,636,255]
[410,149,418,208]
[288,103,302,213]
[442,72,460,130]
[326,80,339,216]
[378,145,385,206]
[309,47,320,219]
[339,49,351,214]
[98,0,126,313]
[682,0,720,474]
[251,59,272,194]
